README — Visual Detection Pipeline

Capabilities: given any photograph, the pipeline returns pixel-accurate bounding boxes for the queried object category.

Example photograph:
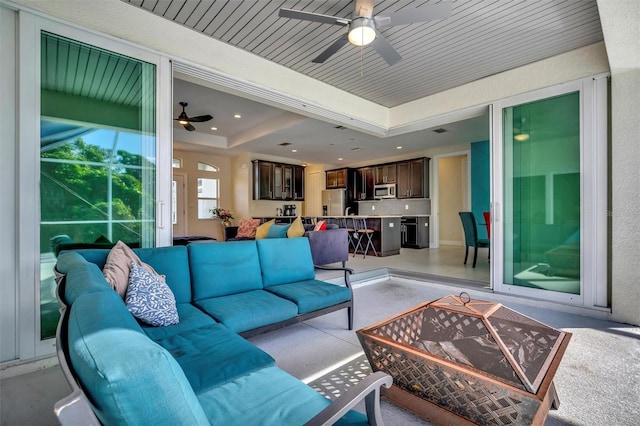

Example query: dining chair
[458,212,490,268]
[483,211,491,239]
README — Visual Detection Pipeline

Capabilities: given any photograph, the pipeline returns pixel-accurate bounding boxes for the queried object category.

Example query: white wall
[597,0,640,325]
[438,156,467,246]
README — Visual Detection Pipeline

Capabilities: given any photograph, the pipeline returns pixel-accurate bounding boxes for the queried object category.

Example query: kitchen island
[317,216,401,257]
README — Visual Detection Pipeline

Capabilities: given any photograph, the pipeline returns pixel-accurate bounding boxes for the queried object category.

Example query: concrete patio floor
[1,274,638,425]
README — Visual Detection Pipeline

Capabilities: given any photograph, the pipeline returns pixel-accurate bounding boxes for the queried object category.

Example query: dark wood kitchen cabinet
[397,158,429,199]
[374,164,396,184]
[253,160,305,200]
[357,167,375,200]
[326,168,348,189]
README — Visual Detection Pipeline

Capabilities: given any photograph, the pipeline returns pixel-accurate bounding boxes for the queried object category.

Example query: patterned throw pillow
[287,216,305,238]
[103,241,165,299]
[126,262,179,327]
[236,218,262,239]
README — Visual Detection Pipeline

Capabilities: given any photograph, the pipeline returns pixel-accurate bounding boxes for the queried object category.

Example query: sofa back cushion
[256,238,315,287]
[135,246,192,304]
[189,241,264,300]
[67,291,209,425]
[57,251,113,305]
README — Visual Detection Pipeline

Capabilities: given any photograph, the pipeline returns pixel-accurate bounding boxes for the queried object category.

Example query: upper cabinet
[253,160,305,200]
[396,158,429,199]
[326,168,348,189]
[325,158,428,201]
[374,164,396,184]
[357,167,375,200]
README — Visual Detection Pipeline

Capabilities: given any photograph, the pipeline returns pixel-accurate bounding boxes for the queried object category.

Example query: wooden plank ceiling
[121,0,603,108]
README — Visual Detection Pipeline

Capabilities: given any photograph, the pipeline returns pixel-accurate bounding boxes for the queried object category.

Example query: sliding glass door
[39,32,157,339]
[493,78,608,307]
[503,92,581,294]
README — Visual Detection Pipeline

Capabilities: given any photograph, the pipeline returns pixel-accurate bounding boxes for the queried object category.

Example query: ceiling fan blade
[188,114,213,123]
[375,2,452,28]
[183,123,196,131]
[312,33,350,63]
[279,8,350,26]
[370,32,402,65]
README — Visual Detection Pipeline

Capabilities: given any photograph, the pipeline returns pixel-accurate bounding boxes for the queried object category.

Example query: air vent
[351,147,362,151]
[279,142,292,146]
[433,128,447,133]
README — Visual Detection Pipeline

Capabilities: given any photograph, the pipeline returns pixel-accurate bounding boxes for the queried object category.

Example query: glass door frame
[490,77,609,308]
[18,11,173,359]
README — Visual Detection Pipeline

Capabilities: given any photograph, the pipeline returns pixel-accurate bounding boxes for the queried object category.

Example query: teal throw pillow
[126,262,179,326]
[266,224,291,238]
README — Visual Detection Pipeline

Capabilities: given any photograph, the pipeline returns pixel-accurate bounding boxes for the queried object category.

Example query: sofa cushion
[151,322,275,393]
[235,218,261,239]
[141,303,217,341]
[195,290,298,333]
[57,252,112,305]
[197,366,368,425]
[266,223,290,238]
[126,262,179,327]
[256,238,316,287]
[135,246,192,304]
[265,279,352,314]
[67,291,210,425]
[255,219,275,239]
[102,241,165,298]
[189,241,264,300]
[287,216,305,238]
[305,228,349,266]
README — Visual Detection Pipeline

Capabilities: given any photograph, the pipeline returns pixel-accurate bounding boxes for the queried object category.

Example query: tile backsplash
[357,198,431,216]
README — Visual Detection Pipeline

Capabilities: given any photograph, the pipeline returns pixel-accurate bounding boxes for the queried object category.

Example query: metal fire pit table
[357,293,571,425]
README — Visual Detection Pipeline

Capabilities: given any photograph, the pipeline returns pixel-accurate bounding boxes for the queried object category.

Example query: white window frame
[17,11,172,359]
[490,76,609,309]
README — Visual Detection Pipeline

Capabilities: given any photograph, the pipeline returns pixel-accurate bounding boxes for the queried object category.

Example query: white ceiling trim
[172,60,389,137]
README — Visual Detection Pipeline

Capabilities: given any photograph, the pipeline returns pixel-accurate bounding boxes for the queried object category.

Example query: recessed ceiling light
[234,114,242,119]
[210,127,218,131]
[291,149,297,153]
[396,146,403,150]
[338,157,343,161]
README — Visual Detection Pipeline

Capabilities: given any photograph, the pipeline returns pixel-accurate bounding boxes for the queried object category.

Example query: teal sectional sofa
[54,238,391,425]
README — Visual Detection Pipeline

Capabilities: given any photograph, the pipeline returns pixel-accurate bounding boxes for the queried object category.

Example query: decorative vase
[222,219,232,227]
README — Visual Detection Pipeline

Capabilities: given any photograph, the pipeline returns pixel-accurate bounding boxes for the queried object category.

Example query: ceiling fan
[279,0,452,65]
[174,102,213,131]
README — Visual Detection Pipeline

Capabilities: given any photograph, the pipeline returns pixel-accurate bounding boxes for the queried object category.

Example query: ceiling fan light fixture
[348,17,376,46]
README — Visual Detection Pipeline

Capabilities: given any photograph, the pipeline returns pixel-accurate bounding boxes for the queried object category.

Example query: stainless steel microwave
[374,183,396,199]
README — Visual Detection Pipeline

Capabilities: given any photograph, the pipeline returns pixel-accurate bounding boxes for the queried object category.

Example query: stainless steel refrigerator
[321,189,346,216]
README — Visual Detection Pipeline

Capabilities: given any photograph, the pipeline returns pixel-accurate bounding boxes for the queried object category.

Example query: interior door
[172,173,187,236]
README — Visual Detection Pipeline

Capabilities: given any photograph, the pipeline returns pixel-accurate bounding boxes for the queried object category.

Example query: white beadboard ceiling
[58,0,601,165]
[122,0,603,108]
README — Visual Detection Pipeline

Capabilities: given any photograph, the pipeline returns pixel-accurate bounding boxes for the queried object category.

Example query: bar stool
[353,218,377,258]
[341,217,358,252]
